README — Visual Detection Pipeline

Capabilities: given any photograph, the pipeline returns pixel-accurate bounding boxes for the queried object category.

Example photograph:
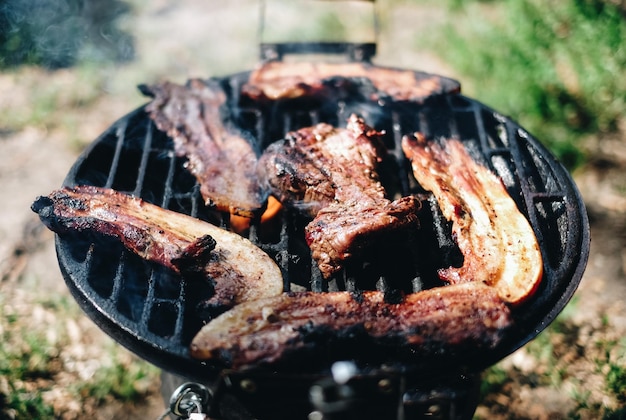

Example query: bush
[428,0,626,168]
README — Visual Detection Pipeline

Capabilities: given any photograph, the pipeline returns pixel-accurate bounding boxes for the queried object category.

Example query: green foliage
[0,389,55,420]
[595,338,626,403]
[427,0,626,169]
[479,364,509,398]
[606,361,626,402]
[0,294,158,419]
[0,305,58,419]
[75,346,159,403]
[0,61,120,136]
[521,299,579,388]
[478,295,626,417]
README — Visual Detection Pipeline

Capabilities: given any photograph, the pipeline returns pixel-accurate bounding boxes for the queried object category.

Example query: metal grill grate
[57,70,588,387]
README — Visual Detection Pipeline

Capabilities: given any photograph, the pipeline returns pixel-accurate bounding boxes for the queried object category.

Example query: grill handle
[259,42,377,63]
[258,0,378,62]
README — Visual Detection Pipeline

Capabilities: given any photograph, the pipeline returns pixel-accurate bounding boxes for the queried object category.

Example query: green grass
[74,344,160,404]
[479,299,577,399]
[478,296,626,418]
[0,62,113,132]
[596,338,626,404]
[0,293,159,419]
[421,0,626,169]
[479,364,509,398]
[0,298,59,418]
[0,389,55,420]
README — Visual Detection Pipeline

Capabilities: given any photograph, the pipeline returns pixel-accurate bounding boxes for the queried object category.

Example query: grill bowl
[52,68,589,416]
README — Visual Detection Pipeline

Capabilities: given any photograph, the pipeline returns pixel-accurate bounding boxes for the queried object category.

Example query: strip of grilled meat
[190,283,512,368]
[258,114,419,278]
[142,79,263,218]
[31,186,283,310]
[402,134,543,304]
[242,62,460,102]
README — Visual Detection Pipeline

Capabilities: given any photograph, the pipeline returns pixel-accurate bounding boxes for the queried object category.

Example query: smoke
[0,0,134,69]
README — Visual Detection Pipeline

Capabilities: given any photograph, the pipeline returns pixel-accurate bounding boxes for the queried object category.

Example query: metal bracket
[162,382,211,419]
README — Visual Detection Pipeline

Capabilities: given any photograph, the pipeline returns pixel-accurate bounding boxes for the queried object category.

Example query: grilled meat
[402,134,543,304]
[307,195,418,278]
[31,186,283,310]
[190,283,512,368]
[242,62,460,102]
[258,115,419,278]
[142,79,264,218]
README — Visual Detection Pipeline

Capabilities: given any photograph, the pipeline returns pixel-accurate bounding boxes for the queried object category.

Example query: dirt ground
[1,1,625,419]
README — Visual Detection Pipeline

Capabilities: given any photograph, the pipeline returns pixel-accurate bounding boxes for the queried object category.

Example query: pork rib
[402,134,543,304]
[190,283,512,368]
[258,115,419,278]
[31,186,283,310]
[142,79,264,218]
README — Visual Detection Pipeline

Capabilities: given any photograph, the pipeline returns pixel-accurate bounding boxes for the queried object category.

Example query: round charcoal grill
[54,63,589,419]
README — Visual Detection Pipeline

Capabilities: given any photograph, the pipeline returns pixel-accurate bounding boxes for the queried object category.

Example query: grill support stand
[160,366,481,420]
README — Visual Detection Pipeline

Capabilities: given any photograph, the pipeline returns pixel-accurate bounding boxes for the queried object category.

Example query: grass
[419,0,626,169]
[1,62,123,129]
[75,344,159,404]
[596,338,626,404]
[0,296,59,418]
[478,296,626,418]
[0,293,159,419]
[0,328,57,419]
[0,389,54,420]
[478,300,577,398]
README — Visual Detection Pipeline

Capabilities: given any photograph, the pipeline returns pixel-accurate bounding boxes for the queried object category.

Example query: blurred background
[0,0,624,418]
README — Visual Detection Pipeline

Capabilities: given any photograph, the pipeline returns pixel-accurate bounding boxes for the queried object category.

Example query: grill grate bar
[391,110,412,197]
[174,280,186,341]
[531,192,567,202]
[133,119,154,196]
[506,124,537,202]
[309,109,320,125]
[344,274,356,292]
[109,249,126,304]
[140,269,157,327]
[472,101,494,158]
[105,119,128,189]
[161,149,178,209]
[310,257,325,292]
[417,109,430,137]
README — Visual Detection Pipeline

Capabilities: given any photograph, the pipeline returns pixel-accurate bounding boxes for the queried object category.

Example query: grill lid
[53,68,588,385]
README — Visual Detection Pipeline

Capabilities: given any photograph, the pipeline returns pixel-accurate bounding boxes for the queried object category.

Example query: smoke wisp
[0,0,134,69]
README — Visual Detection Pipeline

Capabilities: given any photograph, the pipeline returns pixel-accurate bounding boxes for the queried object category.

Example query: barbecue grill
[46,2,589,419]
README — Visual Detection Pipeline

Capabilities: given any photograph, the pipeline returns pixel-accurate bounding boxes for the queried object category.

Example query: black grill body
[55,68,589,419]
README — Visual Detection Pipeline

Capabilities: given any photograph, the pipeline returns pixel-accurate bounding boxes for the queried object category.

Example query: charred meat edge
[242,61,460,102]
[402,134,543,305]
[143,78,264,218]
[258,114,419,278]
[31,185,283,310]
[190,283,512,368]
